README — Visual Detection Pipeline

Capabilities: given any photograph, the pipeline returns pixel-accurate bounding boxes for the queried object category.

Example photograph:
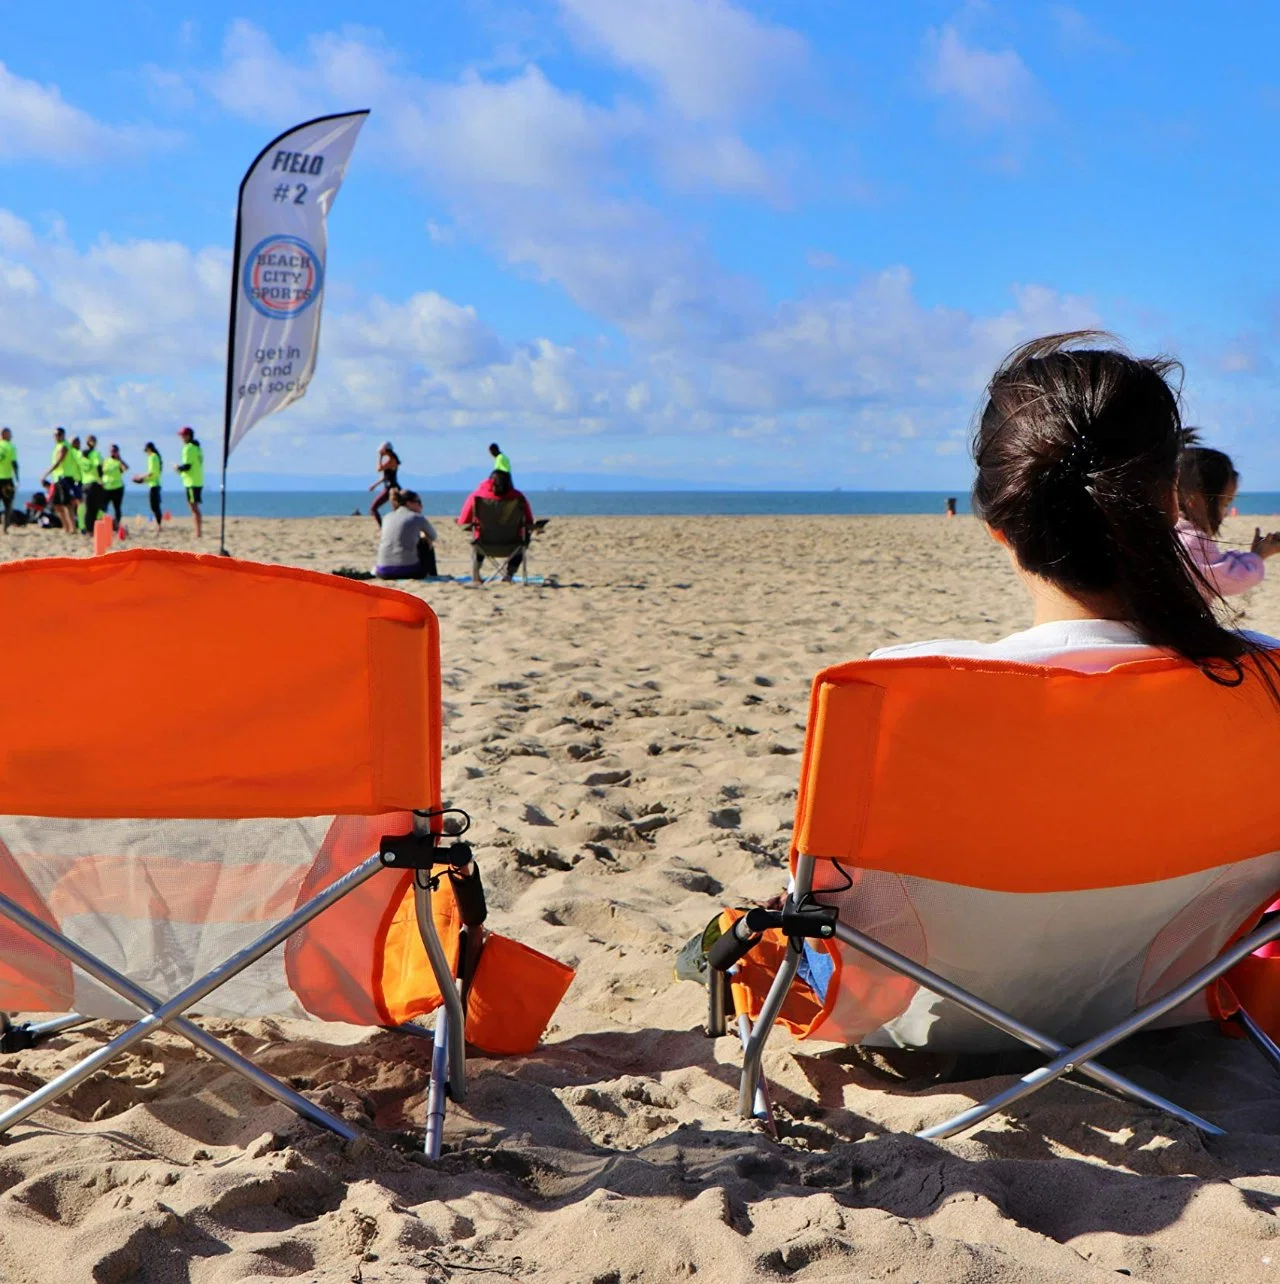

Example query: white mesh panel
[804,851,1280,1052]
[0,816,333,1020]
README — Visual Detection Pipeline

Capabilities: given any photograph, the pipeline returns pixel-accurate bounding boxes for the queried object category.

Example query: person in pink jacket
[1176,444,1280,597]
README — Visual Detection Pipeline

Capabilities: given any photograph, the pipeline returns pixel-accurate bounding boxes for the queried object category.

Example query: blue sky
[1,1,1278,488]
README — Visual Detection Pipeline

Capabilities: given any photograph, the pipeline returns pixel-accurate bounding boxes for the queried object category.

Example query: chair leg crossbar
[712,858,1280,1140]
[0,829,488,1159]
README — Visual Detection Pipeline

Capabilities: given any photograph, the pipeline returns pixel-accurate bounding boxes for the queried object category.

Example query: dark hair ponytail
[1177,442,1238,536]
[973,331,1276,693]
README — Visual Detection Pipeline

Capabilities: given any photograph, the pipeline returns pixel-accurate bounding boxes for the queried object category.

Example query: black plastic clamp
[379,807,473,871]
[0,1015,36,1055]
[706,897,838,973]
[780,898,838,941]
[380,832,474,871]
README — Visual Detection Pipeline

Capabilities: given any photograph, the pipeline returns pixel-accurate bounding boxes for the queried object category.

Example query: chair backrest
[1,549,439,817]
[788,655,1280,1049]
[0,550,447,1025]
[473,497,526,553]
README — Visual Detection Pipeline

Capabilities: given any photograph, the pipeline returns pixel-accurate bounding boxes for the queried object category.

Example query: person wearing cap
[175,426,204,539]
[133,441,163,530]
[368,440,401,526]
[41,427,76,535]
[0,428,17,533]
[488,442,511,474]
[80,433,105,535]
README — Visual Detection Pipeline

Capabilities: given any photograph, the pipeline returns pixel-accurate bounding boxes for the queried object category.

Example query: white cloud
[141,64,198,112]
[1049,6,1124,55]
[206,20,312,121]
[204,22,781,341]
[922,24,1039,131]
[556,0,809,122]
[0,201,1119,482]
[334,292,504,371]
[0,60,176,163]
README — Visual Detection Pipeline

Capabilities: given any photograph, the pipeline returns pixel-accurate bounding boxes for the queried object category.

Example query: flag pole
[219,131,255,559]
[219,199,243,557]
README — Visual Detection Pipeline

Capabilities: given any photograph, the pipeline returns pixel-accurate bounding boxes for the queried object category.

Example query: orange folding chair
[710,654,1280,1138]
[0,550,572,1157]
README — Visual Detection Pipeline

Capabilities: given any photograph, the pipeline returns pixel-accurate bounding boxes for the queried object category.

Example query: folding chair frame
[0,819,484,1160]
[717,853,1280,1140]
[476,539,534,585]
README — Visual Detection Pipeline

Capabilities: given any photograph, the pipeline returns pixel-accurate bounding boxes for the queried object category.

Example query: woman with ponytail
[874,332,1279,686]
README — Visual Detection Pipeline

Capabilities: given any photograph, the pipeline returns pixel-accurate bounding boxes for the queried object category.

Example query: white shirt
[872,618,1278,671]
[873,619,1167,672]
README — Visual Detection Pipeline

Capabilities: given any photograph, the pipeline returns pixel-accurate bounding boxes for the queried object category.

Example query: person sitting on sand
[369,441,401,526]
[374,489,439,580]
[458,468,534,583]
[1175,441,1280,598]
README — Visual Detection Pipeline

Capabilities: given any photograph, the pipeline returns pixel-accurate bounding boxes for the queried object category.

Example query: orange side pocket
[1225,954,1280,1040]
[720,909,828,1038]
[465,934,575,1055]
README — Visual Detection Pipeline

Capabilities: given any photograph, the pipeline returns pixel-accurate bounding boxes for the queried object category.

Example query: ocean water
[160,490,1280,520]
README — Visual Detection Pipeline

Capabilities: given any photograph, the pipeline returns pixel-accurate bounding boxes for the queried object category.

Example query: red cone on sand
[118,525,127,541]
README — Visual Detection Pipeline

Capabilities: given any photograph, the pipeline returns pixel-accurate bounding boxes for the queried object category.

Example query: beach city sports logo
[242,235,323,320]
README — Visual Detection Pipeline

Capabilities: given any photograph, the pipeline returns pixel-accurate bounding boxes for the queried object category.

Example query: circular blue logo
[242,234,323,320]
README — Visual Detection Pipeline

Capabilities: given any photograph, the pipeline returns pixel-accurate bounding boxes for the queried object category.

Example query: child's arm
[1199,543,1266,596]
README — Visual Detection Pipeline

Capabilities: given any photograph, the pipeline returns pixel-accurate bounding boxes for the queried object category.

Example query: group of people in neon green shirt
[3,424,206,538]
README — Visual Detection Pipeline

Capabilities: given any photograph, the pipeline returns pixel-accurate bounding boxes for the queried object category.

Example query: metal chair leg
[707,968,730,1037]
[738,943,801,1119]
[0,1013,91,1052]
[917,912,1280,1139]
[425,1004,451,1160]
[413,878,467,1105]
[1235,1007,1280,1077]
[0,853,385,1136]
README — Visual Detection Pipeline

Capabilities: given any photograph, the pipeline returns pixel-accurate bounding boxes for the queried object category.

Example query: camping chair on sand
[470,496,535,584]
[0,550,572,1158]
[708,654,1280,1140]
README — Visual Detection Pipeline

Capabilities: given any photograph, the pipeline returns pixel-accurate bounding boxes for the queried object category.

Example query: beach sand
[1,512,1279,1282]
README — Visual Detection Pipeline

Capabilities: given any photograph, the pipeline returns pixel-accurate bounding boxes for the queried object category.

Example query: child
[1176,444,1280,597]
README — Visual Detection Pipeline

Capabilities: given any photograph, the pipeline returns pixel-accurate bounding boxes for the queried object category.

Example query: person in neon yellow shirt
[66,434,87,530]
[101,443,129,529]
[40,426,76,536]
[176,426,204,538]
[133,441,164,529]
[0,428,17,533]
[488,442,511,474]
[81,433,105,534]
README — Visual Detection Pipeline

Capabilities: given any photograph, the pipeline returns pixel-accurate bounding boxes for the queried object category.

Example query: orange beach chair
[710,654,1280,1138]
[0,550,572,1157]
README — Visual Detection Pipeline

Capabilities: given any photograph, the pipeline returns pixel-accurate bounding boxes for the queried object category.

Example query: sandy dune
[1,512,1279,1282]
